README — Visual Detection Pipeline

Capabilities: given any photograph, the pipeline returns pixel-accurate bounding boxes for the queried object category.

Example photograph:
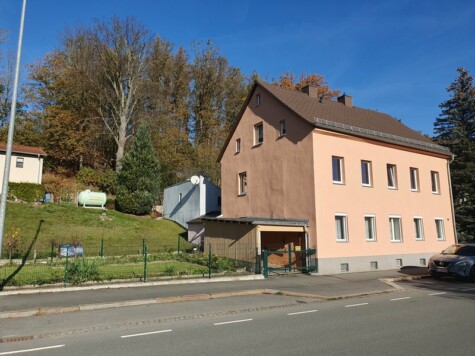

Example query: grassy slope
[4,202,188,257]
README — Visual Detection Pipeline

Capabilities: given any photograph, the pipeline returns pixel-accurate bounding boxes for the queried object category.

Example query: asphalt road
[1,279,474,355]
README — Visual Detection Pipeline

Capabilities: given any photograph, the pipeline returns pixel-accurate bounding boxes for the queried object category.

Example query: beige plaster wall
[220,88,317,244]
[0,153,44,193]
[313,129,456,260]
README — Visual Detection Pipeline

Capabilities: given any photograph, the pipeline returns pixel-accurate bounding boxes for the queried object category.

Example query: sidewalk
[0,267,429,319]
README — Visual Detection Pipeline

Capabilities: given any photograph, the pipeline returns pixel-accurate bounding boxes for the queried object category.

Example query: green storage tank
[78,190,107,208]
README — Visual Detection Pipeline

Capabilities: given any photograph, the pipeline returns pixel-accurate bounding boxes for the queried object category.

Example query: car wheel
[430,273,441,279]
[470,266,475,282]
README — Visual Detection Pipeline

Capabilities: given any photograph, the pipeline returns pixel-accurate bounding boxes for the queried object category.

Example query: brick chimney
[301,85,319,99]
[337,94,353,107]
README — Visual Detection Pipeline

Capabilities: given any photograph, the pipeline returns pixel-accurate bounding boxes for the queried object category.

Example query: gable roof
[0,143,47,156]
[218,80,450,161]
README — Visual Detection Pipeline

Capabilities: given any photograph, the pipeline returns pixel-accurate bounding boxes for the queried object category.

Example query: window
[370,261,378,270]
[420,258,427,266]
[238,172,247,195]
[279,120,286,137]
[340,263,349,272]
[387,164,397,189]
[389,216,402,242]
[178,193,183,203]
[361,160,372,186]
[431,171,440,194]
[235,138,241,153]
[435,219,445,240]
[396,259,403,267]
[254,123,263,145]
[332,156,344,184]
[410,168,419,191]
[413,217,424,241]
[364,215,376,241]
[256,93,261,106]
[16,157,24,168]
[335,214,348,242]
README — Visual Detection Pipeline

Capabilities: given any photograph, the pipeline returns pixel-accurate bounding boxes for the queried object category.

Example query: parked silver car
[428,243,475,281]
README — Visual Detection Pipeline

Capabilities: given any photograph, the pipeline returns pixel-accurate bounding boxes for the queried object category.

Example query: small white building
[0,143,47,193]
[163,176,221,247]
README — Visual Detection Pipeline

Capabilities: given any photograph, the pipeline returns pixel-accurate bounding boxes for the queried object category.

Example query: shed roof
[188,215,309,227]
[0,143,47,156]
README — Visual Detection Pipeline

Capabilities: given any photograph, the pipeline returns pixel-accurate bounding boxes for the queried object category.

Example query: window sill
[432,192,441,195]
[390,240,403,243]
[362,184,373,188]
[410,189,420,192]
[333,181,345,185]
[388,187,398,190]
[365,239,377,242]
[336,240,348,243]
[238,193,247,197]
[252,143,263,148]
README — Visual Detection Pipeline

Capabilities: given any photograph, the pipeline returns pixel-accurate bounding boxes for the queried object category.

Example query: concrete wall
[0,153,44,193]
[163,181,200,228]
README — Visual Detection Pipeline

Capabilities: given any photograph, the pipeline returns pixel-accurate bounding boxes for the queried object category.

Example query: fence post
[177,235,180,254]
[262,250,268,278]
[208,243,212,279]
[100,238,104,258]
[288,244,292,272]
[143,244,148,282]
[50,242,54,264]
[142,239,145,256]
[63,249,69,287]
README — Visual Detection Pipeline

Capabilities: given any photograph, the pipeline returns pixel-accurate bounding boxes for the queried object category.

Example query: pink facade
[219,81,456,274]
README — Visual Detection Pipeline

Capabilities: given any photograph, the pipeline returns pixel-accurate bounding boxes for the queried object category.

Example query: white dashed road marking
[214,319,253,326]
[121,329,172,339]
[287,310,318,316]
[345,303,369,308]
[0,344,65,355]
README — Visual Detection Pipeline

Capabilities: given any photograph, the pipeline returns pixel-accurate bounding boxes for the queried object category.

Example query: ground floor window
[389,216,402,242]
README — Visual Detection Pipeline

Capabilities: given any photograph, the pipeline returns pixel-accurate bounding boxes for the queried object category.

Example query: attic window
[16,157,24,168]
[256,93,261,107]
[279,120,286,137]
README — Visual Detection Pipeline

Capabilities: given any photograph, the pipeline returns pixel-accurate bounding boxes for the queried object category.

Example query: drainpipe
[447,154,457,243]
[37,154,41,184]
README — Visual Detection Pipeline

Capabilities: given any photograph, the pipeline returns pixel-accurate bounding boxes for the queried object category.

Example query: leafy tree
[274,71,340,100]
[115,123,161,215]
[434,67,475,242]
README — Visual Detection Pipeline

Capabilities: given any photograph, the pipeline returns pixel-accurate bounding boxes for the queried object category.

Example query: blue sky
[1,0,474,136]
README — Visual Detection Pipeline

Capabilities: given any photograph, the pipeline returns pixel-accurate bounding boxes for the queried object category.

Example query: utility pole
[0,0,27,257]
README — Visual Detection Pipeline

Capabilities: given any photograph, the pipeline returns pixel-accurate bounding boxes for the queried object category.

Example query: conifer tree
[434,67,475,242]
[115,123,161,215]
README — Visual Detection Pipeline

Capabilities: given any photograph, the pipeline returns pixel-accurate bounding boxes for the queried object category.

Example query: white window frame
[332,156,344,184]
[16,157,24,168]
[256,93,261,106]
[254,123,263,145]
[364,215,377,242]
[238,172,247,196]
[335,213,348,242]
[235,138,241,154]
[435,218,445,241]
[387,164,397,189]
[410,167,419,191]
[431,171,440,194]
[279,119,286,137]
[178,192,183,203]
[361,160,372,187]
[413,217,424,241]
[389,216,403,242]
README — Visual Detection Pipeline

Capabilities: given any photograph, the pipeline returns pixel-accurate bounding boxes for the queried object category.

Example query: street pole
[0,0,27,258]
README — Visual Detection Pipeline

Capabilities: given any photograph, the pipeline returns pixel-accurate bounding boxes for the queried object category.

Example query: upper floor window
[387,164,398,189]
[389,216,402,242]
[410,168,419,191]
[256,93,261,107]
[431,171,440,194]
[361,160,372,186]
[364,215,376,241]
[335,214,348,242]
[254,123,263,145]
[435,218,445,240]
[235,138,241,154]
[332,156,344,184]
[16,157,24,168]
[178,193,183,203]
[279,120,286,137]
[238,172,247,195]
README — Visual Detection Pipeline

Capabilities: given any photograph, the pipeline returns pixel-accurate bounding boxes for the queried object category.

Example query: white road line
[0,344,65,355]
[428,292,447,296]
[345,303,369,308]
[121,329,172,339]
[214,318,253,326]
[287,310,318,316]
[461,288,475,292]
[390,297,411,301]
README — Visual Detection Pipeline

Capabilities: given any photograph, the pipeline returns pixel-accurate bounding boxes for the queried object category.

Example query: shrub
[99,170,117,194]
[4,227,21,262]
[8,183,45,202]
[68,258,100,285]
[77,167,102,188]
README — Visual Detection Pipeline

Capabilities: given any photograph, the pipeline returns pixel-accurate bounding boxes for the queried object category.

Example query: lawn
[3,202,189,259]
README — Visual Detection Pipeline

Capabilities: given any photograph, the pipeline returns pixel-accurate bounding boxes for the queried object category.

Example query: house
[162,175,221,247]
[200,80,456,275]
[0,143,47,193]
